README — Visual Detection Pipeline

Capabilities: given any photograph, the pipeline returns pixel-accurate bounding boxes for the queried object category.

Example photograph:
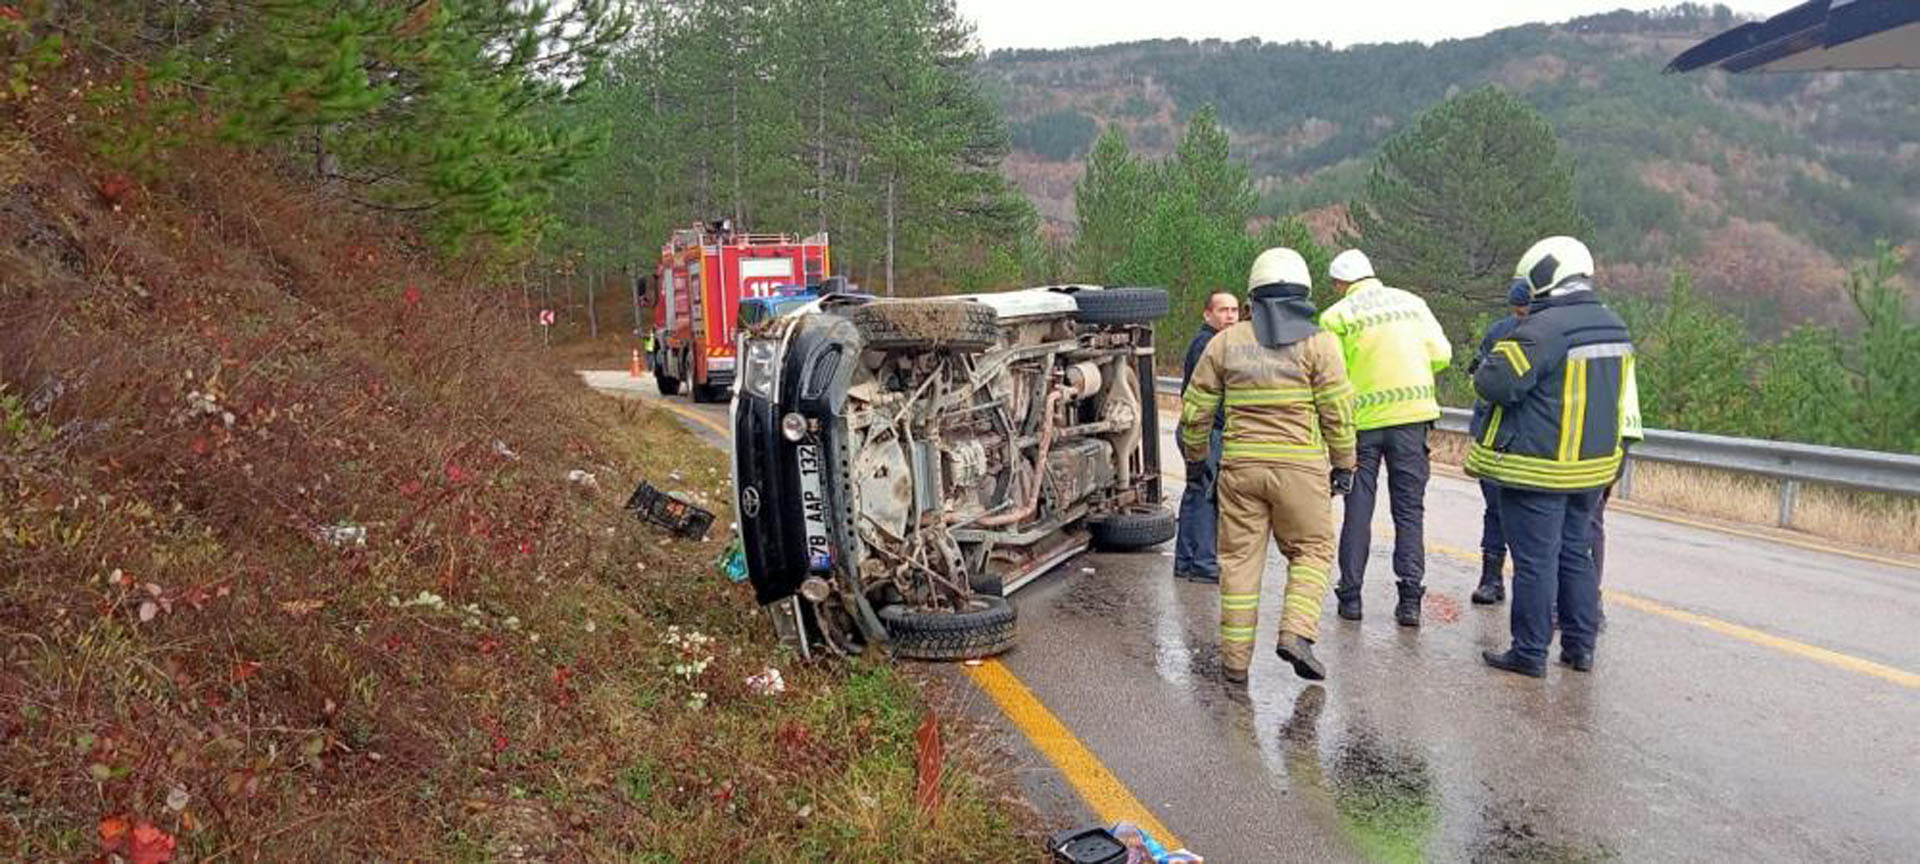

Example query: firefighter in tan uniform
[1179,248,1358,683]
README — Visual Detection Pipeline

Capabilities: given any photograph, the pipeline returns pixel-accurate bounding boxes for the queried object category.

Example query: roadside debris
[745,666,786,697]
[317,523,367,549]
[1049,823,1203,864]
[491,439,519,460]
[566,468,599,491]
[716,537,747,583]
[626,480,715,539]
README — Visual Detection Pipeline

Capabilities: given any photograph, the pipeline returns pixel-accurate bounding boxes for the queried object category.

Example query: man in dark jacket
[1468,236,1634,678]
[1174,291,1240,583]
[1466,280,1533,605]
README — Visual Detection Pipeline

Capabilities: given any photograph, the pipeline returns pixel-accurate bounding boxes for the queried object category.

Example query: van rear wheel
[878,597,1017,661]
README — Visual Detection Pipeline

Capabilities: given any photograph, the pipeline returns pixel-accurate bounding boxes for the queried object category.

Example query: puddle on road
[1275,691,1613,864]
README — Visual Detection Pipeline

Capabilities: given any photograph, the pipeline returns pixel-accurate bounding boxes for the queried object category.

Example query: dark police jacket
[1465,282,1634,493]
[1180,323,1225,436]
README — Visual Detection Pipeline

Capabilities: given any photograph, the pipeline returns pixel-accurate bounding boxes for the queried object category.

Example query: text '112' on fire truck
[643,220,830,403]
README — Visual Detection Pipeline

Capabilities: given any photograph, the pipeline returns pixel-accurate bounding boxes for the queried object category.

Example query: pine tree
[1348,85,1588,330]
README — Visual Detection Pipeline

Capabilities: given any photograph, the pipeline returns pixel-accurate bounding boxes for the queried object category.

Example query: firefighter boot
[1395,585,1423,627]
[1470,555,1506,605]
[1276,633,1326,681]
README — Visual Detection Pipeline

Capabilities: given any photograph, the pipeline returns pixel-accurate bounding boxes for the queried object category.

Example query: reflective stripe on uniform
[1481,405,1504,448]
[1220,593,1260,611]
[1492,340,1530,375]
[1352,384,1434,410]
[1220,624,1258,643]
[1180,385,1220,451]
[1222,439,1328,461]
[1224,387,1315,406]
[1466,443,1622,490]
[1557,358,1588,462]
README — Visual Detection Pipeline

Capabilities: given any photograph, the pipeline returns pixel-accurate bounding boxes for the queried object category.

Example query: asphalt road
[583,371,1920,863]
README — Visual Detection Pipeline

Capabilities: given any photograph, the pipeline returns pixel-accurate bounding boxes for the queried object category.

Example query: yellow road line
[966,659,1183,848]
[1426,463,1918,572]
[1603,591,1920,689]
[657,399,732,440]
[1423,539,1920,689]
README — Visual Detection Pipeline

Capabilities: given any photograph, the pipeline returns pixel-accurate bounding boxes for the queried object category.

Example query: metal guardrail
[1156,375,1920,526]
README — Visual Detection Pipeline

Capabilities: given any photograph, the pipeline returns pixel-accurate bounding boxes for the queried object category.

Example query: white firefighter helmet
[1514,236,1594,295]
[1328,249,1375,284]
[1247,247,1312,292]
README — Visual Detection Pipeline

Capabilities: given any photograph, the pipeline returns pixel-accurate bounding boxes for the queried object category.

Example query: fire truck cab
[647,221,831,403]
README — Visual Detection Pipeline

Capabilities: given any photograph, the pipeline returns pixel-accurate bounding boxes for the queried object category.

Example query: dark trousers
[1478,479,1507,562]
[1593,483,1612,584]
[1174,428,1222,579]
[1336,423,1431,600]
[1498,486,1602,665]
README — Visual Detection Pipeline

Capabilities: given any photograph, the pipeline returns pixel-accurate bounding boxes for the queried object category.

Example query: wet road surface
[583,372,1920,863]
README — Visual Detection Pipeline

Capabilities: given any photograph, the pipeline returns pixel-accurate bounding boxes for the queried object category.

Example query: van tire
[878,597,1017,661]
[851,300,998,353]
[1073,287,1170,326]
[1089,506,1178,551]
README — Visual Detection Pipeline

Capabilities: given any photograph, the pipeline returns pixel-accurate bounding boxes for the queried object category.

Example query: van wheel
[654,371,682,396]
[878,597,1017,661]
[851,299,998,353]
[1089,506,1177,551]
[1073,287,1170,326]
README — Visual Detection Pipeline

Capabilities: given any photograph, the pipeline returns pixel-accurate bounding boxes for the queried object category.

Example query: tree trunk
[587,269,600,339]
[731,59,744,226]
[885,172,897,296]
[815,47,829,233]
[521,263,534,338]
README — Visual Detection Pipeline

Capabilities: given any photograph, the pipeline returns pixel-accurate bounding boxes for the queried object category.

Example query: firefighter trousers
[1216,462,1336,673]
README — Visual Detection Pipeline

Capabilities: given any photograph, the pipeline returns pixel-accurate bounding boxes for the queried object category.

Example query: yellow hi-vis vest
[1319,278,1451,431]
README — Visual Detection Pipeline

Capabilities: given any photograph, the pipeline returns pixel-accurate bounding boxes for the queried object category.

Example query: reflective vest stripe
[1224,388,1315,406]
[1492,340,1530,376]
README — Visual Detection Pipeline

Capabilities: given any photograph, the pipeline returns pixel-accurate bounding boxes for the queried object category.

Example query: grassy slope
[0,117,1037,860]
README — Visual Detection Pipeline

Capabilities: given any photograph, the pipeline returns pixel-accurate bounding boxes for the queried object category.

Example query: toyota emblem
[740,485,761,519]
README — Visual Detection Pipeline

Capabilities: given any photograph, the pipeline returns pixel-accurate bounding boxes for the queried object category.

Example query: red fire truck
[647,221,831,402]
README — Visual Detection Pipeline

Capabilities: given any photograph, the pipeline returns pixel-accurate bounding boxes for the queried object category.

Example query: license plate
[796,444,832,570]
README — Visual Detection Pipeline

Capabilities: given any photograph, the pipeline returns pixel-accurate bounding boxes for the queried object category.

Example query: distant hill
[980,5,1920,333]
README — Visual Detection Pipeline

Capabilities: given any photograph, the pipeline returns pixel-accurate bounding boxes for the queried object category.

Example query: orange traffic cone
[629,348,643,378]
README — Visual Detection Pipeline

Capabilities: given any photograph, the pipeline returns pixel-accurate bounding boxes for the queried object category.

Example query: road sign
[538,309,555,326]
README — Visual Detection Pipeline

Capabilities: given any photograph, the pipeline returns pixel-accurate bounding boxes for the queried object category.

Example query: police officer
[1468,279,1534,605]
[1174,292,1241,584]
[1469,236,1634,677]
[1180,248,1357,683]
[1320,249,1452,626]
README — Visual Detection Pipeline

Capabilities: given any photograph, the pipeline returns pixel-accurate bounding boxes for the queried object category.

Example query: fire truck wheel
[850,299,998,353]
[1088,505,1177,551]
[1072,286,1170,326]
[654,371,682,396]
[879,597,1017,662]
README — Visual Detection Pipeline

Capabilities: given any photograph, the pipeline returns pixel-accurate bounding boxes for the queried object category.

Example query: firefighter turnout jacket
[1179,323,1358,473]
[1466,283,1635,492]
[1319,278,1452,431]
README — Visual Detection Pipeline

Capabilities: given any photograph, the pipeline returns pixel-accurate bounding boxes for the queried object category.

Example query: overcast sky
[957,1,1799,51]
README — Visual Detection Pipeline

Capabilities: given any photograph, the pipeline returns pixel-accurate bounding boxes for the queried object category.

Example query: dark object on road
[1338,595,1363,621]
[1667,0,1918,74]
[1048,826,1127,864]
[1395,593,1422,627]
[625,480,715,539]
[1483,649,1547,678]
[1276,633,1327,681]
[732,286,1172,661]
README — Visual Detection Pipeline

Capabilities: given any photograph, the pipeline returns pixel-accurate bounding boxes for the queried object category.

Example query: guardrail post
[1618,457,1634,500]
[1778,479,1800,528]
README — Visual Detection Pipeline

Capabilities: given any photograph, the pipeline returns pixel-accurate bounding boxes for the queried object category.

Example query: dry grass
[1430,431,1920,557]
[0,101,1039,861]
